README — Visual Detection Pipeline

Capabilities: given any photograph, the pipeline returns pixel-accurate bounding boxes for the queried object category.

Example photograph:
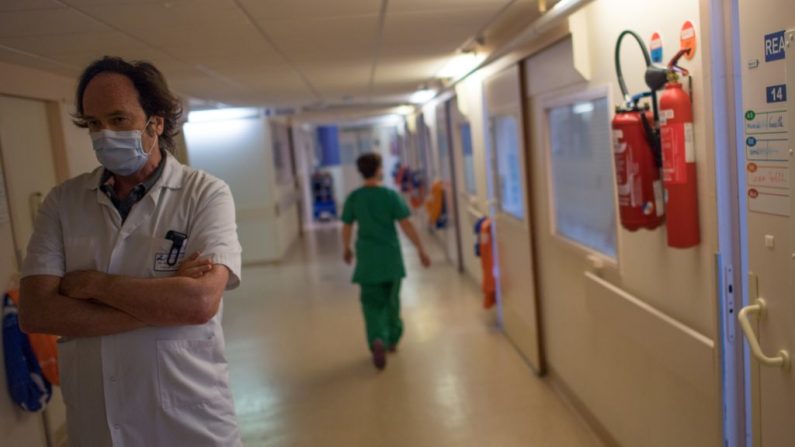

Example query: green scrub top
[342,186,411,284]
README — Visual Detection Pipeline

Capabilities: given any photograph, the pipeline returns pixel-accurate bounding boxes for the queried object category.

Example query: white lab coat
[22,152,243,447]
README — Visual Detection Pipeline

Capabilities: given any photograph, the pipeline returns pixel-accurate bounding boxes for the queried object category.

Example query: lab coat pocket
[156,338,223,410]
[56,338,77,407]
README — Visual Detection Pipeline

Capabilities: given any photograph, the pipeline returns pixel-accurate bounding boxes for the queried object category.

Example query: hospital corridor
[224,229,598,447]
[2,0,795,446]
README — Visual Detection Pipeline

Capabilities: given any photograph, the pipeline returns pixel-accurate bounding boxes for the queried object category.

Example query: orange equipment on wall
[475,217,496,309]
[659,49,700,248]
[425,180,445,226]
[7,289,59,385]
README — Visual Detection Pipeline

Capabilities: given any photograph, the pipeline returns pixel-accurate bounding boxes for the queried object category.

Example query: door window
[493,115,525,220]
[547,96,616,258]
[460,123,477,195]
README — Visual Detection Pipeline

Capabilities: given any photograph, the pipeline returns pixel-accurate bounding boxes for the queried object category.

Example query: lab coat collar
[89,152,186,234]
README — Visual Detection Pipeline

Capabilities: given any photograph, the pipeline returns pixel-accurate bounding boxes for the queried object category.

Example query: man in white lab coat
[18,56,243,446]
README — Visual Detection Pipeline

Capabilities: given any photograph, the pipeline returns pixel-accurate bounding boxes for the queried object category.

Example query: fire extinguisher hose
[614,30,653,106]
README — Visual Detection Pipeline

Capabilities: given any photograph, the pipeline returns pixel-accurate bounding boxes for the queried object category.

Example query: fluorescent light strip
[188,108,261,123]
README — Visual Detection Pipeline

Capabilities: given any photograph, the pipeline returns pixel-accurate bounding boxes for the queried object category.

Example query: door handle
[738,298,790,369]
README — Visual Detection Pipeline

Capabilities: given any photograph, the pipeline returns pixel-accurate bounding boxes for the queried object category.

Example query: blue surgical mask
[90,120,156,176]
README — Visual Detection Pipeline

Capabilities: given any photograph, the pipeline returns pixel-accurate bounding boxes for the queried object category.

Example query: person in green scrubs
[342,153,431,370]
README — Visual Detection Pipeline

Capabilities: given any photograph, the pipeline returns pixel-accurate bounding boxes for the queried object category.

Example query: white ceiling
[0,0,538,110]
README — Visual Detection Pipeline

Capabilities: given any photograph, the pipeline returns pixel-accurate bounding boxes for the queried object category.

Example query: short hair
[356,153,382,179]
[73,56,183,150]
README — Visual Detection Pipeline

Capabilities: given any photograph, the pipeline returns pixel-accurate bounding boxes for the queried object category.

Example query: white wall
[270,119,301,256]
[519,1,720,445]
[292,125,317,230]
[416,98,463,266]
[404,1,721,444]
[453,71,492,284]
[184,115,300,263]
[0,61,93,180]
[0,60,93,447]
[449,98,483,283]
[408,82,493,283]
[58,105,96,178]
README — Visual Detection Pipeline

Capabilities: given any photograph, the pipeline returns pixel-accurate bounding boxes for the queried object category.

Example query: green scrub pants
[360,280,403,349]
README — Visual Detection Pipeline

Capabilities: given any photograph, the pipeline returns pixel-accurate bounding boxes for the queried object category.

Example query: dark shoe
[372,339,387,370]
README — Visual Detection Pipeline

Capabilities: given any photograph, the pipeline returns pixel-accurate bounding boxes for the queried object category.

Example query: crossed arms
[19,254,228,337]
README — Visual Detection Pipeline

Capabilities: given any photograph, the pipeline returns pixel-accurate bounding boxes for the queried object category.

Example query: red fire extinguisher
[659,49,699,248]
[612,30,666,231]
[612,107,665,231]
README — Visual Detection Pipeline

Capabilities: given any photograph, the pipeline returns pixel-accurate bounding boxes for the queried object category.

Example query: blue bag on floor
[2,294,51,412]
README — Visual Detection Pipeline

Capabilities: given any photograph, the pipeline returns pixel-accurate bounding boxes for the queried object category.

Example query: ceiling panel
[382,8,496,50]
[177,51,286,73]
[481,0,539,46]
[69,0,244,46]
[169,77,251,100]
[0,32,145,57]
[0,8,112,37]
[0,46,78,77]
[0,0,63,11]
[46,47,198,80]
[312,81,372,98]
[237,0,380,21]
[370,81,431,99]
[374,58,446,84]
[390,0,512,13]
[64,0,198,7]
[260,16,378,62]
[174,76,314,106]
[228,73,308,92]
[290,61,372,99]
[206,62,298,82]
[0,0,532,109]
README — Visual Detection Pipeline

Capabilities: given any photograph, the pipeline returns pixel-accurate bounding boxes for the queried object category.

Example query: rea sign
[765,30,786,62]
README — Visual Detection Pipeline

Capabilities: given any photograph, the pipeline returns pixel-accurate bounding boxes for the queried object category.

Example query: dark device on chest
[165,230,188,267]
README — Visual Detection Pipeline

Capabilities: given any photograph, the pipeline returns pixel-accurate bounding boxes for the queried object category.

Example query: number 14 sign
[767,84,787,104]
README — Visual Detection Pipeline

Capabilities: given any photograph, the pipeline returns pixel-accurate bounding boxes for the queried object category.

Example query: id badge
[154,233,188,272]
[154,249,186,272]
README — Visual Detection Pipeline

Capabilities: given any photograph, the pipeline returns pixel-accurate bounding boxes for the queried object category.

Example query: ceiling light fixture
[437,51,485,81]
[396,105,415,116]
[187,107,261,123]
[409,88,437,104]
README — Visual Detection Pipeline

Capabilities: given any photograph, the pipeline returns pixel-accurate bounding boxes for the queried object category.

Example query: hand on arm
[398,218,431,268]
[176,252,214,278]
